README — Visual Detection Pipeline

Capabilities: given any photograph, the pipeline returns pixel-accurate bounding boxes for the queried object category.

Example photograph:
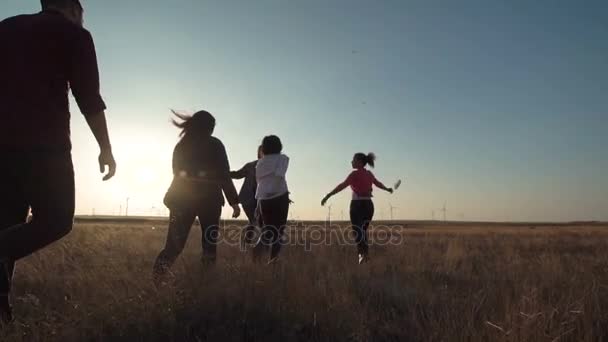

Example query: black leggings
[253,193,290,261]
[154,203,222,273]
[350,200,374,256]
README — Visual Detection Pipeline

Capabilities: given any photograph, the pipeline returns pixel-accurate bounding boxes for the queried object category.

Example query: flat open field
[1,219,608,341]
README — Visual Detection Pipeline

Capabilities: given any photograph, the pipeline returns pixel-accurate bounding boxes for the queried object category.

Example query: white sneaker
[358,254,369,265]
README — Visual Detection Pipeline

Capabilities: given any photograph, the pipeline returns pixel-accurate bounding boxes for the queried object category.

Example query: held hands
[231,204,241,218]
[99,148,116,181]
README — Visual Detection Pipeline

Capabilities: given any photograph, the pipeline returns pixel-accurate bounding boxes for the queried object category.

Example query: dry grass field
[1,219,607,341]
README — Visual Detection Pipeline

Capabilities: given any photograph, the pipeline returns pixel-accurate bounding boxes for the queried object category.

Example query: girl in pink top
[321,153,393,264]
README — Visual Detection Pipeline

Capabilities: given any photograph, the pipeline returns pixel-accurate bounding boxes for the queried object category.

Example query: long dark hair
[171,110,216,138]
[354,152,376,168]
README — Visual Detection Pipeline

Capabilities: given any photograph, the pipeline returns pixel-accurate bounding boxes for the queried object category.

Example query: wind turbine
[389,203,398,220]
[441,201,447,221]
[326,204,333,225]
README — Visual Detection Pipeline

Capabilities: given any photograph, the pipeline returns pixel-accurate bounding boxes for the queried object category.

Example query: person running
[230,146,263,247]
[0,0,116,322]
[252,136,290,264]
[321,153,392,264]
[153,110,240,284]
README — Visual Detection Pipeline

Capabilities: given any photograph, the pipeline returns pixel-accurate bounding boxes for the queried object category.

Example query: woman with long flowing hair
[153,110,240,283]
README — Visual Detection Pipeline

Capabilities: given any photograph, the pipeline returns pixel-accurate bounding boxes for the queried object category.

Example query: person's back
[0,10,103,151]
[234,160,258,207]
[346,168,376,198]
[231,145,263,214]
[171,135,236,206]
[255,153,289,201]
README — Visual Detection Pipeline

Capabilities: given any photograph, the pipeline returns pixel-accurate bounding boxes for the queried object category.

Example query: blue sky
[2,0,607,221]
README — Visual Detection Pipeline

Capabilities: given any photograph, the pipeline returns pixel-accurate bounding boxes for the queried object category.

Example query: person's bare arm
[84,111,116,181]
[230,163,249,179]
[373,178,393,193]
[321,181,350,206]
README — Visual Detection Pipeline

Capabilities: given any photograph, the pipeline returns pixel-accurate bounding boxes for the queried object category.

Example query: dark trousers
[154,203,222,273]
[243,201,257,224]
[0,151,75,295]
[253,193,290,261]
[350,200,374,256]
[241,201,258,244]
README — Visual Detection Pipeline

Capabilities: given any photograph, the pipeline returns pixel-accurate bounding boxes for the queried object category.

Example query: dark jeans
[350,200,374,256]
[0,151,75,295]
[253,193,290,261]
[154,203,222,273]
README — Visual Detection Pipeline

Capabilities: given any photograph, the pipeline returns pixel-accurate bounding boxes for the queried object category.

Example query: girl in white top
[252,135,290,263]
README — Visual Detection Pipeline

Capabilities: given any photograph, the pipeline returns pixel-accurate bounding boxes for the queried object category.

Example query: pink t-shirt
[345,169,377,198]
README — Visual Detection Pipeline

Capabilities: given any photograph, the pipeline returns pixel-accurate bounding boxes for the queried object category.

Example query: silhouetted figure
[321,153,393,264]
[0,0,116,322]
[230,145,263,247]
[251,136,290,264]
[153,111,240,284]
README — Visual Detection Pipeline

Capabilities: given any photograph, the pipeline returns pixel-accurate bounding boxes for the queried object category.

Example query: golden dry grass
[1,220,607,341]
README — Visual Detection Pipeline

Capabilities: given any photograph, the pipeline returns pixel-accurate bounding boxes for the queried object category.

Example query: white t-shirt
[255,153,289,200]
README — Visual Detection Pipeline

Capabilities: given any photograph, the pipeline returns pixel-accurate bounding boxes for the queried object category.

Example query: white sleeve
[274,156,289,178]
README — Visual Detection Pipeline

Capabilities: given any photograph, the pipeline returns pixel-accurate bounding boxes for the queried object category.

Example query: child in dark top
[230,145,263,246]
[321,153,393,264]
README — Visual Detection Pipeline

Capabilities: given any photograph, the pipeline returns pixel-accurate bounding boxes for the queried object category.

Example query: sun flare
[138,168,158,185]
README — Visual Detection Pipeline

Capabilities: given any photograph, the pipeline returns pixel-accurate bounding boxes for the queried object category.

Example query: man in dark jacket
[0,0,116,322]
[230,145,263,246]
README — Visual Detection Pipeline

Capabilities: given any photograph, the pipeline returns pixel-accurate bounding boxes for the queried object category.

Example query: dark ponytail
[354,152,376,168]
[366,153,376,168]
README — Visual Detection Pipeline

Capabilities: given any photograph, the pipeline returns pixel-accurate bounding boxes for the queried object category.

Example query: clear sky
[2,0,607,221]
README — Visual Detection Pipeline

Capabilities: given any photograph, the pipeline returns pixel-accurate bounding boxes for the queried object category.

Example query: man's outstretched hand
[99,148,116,181]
